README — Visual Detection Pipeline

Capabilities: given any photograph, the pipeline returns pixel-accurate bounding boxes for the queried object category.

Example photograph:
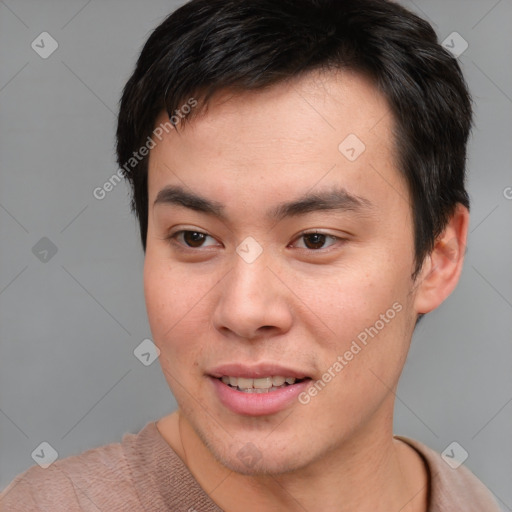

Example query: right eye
[169,230,220,249]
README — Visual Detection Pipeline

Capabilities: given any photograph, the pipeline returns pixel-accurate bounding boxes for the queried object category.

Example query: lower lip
[210,377,311,416]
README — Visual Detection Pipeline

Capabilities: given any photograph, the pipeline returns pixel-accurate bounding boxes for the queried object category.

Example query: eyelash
[165,229,345,252]
[166,230,220,250]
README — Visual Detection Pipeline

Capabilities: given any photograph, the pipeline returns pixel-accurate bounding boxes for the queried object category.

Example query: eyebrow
[268,188,375,221]
[153,185,374,221]
[153,185,225,218]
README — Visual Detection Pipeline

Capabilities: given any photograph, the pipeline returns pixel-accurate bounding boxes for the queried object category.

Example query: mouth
[217,375,310,393]
[208,363,314,415]
[208,364,313,415]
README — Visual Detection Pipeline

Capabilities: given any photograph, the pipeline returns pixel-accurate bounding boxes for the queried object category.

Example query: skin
[144,69,469,511]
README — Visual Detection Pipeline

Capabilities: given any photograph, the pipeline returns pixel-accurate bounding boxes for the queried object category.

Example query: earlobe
[413,203,470,315]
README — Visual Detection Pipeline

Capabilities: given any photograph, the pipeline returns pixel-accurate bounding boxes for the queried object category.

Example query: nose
[212,254,293,340]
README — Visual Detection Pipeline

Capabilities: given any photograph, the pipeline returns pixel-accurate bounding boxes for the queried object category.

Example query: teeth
[220,376,301,391]
[272,376,286,386]
[253,377,273,389]
[237,377,253,389]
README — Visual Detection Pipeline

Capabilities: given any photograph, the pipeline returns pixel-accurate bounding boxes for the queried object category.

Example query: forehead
[147,69,405,212]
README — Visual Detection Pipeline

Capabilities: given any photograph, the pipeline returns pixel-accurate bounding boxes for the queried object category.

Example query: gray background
[0,0,511,509]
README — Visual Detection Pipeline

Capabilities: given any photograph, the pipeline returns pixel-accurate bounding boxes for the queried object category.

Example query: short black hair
[116,0,472,279]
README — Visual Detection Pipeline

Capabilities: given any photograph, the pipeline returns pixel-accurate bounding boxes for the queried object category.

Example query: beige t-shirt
[0,422,501,511]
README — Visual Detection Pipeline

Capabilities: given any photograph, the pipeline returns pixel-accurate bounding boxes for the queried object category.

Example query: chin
[179,395,334,476]
[218,448,309,476]
[197,426,314,476]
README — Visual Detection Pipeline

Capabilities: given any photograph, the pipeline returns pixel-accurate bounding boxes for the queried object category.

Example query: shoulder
[396,436,501,512]
[0,422,161,511]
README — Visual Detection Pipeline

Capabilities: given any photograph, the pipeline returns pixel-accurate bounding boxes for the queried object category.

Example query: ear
[413,203,470,315]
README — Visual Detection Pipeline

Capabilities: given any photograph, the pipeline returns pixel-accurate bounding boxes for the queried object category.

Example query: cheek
[144,255,183,342]
[143,255,217,359]
[294,262,413,385]
[298,278,412,424]
[292,262,404,336]
[144,263,196,393]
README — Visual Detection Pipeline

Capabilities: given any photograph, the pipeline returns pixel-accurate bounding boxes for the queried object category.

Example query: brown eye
[169,230,220,250]
[291,232,341,251]
[302,233,327,249]
[182,231,208,247]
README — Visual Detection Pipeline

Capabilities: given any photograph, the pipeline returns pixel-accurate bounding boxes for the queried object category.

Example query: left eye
[174,230,219,248]
[293,233,339,250]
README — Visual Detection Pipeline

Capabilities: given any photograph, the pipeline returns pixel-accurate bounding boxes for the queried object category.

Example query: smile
[219,376,306,393]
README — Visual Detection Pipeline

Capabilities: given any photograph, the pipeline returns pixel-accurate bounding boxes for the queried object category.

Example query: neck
[158,408,428,512]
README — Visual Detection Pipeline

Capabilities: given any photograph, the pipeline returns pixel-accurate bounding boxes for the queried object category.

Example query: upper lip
[208,363,311,380]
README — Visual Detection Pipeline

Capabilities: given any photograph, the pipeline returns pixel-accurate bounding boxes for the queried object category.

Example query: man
[0,0,501,510]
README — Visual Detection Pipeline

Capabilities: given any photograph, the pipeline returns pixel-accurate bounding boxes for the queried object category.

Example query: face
[144,70,421,475]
